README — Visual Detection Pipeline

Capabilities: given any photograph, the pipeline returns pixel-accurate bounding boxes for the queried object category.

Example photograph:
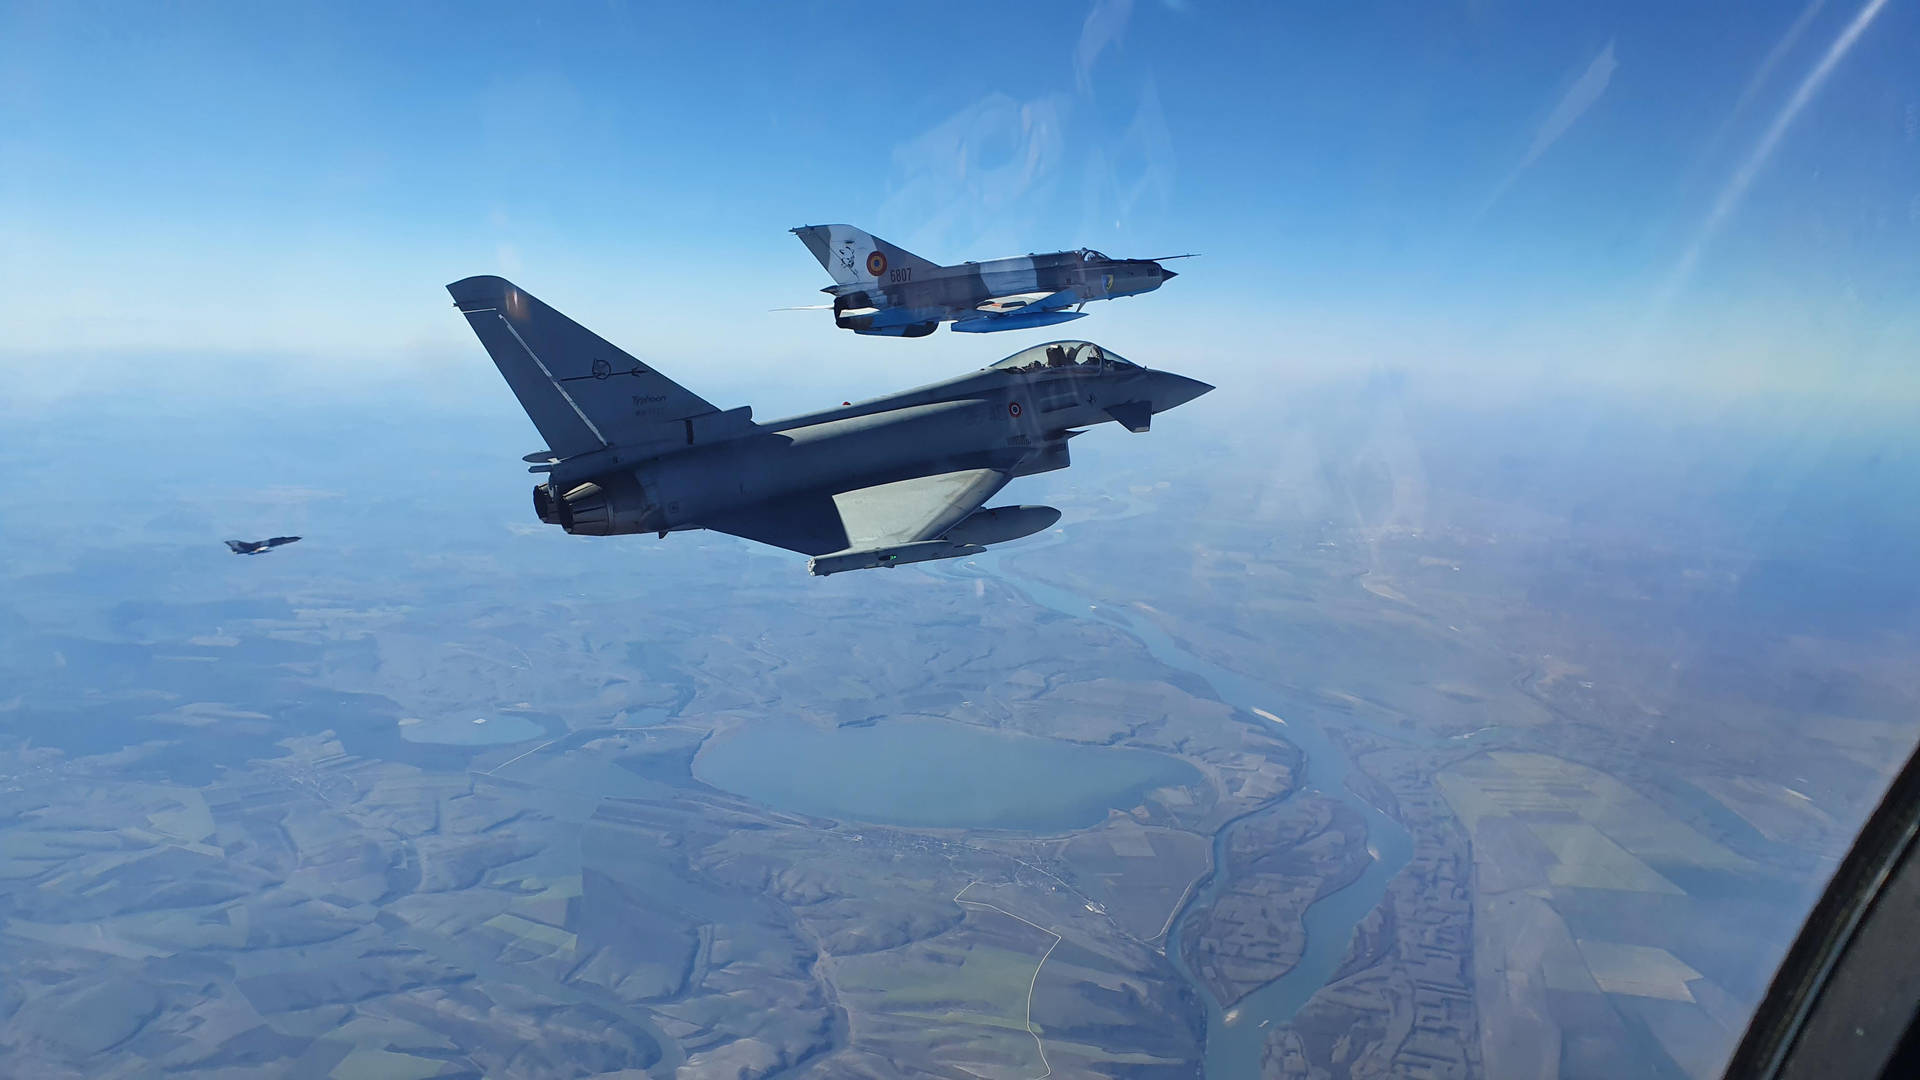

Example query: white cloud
[1480,41,1618,215]
[1520,41,1618,172]
[1074,0,1134,97]
[1658,0,1891,307]
[1685,0,1827,187]
[878,91,1073,256]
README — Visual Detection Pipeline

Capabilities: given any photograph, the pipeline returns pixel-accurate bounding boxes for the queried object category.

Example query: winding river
[944,540,1418,1079]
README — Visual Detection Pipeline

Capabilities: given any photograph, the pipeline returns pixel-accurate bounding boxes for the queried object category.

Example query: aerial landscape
[1,381,1913,1078]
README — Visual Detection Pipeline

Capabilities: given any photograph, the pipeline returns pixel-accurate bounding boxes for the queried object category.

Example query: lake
[398,714,544,746]
[694,716,1199,832]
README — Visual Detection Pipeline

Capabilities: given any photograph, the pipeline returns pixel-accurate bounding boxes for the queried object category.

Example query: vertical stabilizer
[791,225,944,287]
[446,275,728,458]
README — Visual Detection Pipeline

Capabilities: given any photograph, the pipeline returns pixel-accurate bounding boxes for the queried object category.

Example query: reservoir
[694,715,1200,832]
[399,714,544,746]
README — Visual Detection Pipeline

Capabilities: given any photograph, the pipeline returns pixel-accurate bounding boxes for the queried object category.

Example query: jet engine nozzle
[534,475,657,536]
[532,483,562,525]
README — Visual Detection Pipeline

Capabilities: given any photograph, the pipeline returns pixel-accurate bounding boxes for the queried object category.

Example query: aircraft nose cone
[1160,268,1177,281]
[1152,372,1214,413]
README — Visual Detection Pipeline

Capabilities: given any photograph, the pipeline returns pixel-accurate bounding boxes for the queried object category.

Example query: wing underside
[835,469,1008,549]
[705,468,1010,557]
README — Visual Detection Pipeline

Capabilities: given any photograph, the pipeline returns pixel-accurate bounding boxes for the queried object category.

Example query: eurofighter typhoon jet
[447,276,1211,575]
[789,224,1188,337]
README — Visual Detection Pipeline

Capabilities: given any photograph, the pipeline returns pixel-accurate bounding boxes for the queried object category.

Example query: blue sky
[2,0,1914,412]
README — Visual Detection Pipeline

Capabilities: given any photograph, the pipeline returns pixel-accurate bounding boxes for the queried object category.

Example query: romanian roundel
[1008,401,1023,418]
[866,250,889,277]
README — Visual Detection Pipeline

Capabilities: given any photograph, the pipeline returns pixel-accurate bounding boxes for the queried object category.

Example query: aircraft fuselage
[832,252,1174,335]
[534,349,1208,539]
[791,225,1182,337]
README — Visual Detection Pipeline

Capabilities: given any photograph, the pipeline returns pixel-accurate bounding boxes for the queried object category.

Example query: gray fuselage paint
[617,363,1135,532]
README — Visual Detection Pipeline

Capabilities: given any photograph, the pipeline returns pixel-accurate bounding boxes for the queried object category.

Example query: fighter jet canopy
[988,340,1138,373]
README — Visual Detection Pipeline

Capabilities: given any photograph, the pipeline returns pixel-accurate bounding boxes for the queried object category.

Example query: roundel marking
[590,358,613,379]
[1008,401,1023,418]
[866,250,889,277]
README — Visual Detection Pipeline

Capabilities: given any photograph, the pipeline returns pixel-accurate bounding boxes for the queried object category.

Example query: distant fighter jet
[447,276,1211,575]
[788,225,1190,337]
[225,536,301,555]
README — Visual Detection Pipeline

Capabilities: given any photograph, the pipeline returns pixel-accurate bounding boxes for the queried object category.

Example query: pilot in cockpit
[1046,344,1074,367]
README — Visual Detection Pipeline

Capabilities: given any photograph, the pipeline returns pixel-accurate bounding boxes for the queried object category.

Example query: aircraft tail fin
[447,276,729,459]
[791,225,943,287]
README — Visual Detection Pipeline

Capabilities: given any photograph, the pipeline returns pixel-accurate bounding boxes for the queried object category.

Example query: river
[942,537,1419,1079]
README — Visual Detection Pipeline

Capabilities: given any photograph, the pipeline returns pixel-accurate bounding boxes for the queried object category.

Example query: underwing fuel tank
[809,540,984,577]
[943,505,1060,546]
[850,321,939,338]
[806,505,1061,576]
[950,309,1087,334]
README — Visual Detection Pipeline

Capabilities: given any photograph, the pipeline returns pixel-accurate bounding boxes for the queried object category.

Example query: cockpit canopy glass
[1079,249,1108,262]
[988,340,1136,373]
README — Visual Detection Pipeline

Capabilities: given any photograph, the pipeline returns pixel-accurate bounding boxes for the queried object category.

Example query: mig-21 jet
[225,536,301,555]
[447,275,1211,575]
[788,224,1190,338]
